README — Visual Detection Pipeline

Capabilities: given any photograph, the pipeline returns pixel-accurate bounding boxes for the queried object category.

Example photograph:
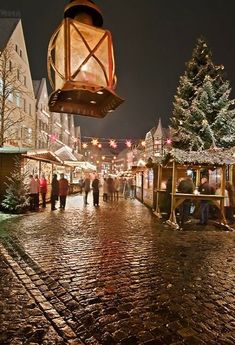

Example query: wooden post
[169,160,177,224]
[155,164,161,217]
[196,167,200,187]
[220,165,227,224]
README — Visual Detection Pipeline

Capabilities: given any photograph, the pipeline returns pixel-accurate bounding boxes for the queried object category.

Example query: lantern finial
[47,0,124,118]
[64,0,103,27]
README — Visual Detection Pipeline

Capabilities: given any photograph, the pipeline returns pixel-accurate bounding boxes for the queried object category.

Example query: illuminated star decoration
[49,133,58,143]
[109,139,117,149]
[91,138,99,146]
[125,140,132,148]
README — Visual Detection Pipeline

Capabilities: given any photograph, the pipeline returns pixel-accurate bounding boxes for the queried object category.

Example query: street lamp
[47,0,124,118]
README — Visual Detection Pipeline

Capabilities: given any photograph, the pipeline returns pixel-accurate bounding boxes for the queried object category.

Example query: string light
[81,136,148,150]
[109,139,117,148]
[91,138,99,146]
[125,140,132,148]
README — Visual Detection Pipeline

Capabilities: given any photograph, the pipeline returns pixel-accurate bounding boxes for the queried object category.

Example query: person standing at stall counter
[59,173,69,209]
[198,176,214,225]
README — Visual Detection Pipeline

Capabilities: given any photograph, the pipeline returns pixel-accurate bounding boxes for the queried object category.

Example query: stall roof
[25,149,64,164]
[163,148,235,166]
[55,146,84,162]
[0,146,28,154]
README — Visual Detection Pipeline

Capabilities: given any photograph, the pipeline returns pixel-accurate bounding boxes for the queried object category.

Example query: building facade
[0,17,36,148]
[0,15,81,154]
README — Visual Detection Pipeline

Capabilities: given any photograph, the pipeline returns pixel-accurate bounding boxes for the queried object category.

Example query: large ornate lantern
[47,0,124,118]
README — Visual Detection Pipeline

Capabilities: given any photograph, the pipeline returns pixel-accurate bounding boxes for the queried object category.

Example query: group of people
[165,174,235,227]
[29,173,48,211]
[78,174,136,206]
[29,173,69,211]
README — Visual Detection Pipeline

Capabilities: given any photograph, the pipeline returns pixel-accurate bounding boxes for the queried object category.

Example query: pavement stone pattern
[0,193,235,344]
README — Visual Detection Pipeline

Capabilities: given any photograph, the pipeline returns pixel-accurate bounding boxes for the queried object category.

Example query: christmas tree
[1,157,30,214]
[171,37,235,150]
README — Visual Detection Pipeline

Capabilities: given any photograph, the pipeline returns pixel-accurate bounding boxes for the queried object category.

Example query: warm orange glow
[126,140,132,148]
[82,143,88,149]
[91,138,99,146]
[141,140,146,147]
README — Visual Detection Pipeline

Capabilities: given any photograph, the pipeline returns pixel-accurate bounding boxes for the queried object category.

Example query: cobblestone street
[0,194,235,345]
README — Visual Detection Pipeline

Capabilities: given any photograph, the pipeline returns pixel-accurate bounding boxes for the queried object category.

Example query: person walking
[225,181,235,224]
[113,177,120,200]
[92,175,100,207]
[103,177,108,202]
[107,175,114,201]
[79,176,84,194]
[29,174,38,211]
[34,174,40,210]
[216,181,234,224]
[39,173,48,208]
[83,174,91,205]
[198,176,214,225]
[59,173,69,209]
[51,174,59,211]
[129,177,136,199]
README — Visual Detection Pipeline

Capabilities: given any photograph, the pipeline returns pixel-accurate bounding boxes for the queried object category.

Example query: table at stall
[166,193,228,229]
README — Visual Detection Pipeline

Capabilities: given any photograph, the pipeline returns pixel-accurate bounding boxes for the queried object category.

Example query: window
[20,49,23,58]
[15,93,21,107]
[29,103,32,116]
[0,78,3,93]
[15,44,18,53]
[24,76,26,86]
[9,60,12,71]
[17,69,20,81]
[23,98,26,112]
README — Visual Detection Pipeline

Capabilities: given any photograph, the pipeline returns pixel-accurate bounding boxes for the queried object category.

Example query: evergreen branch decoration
[1,156,30,213]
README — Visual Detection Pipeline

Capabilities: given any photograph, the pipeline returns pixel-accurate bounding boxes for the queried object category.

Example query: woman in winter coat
[51,174,59,211]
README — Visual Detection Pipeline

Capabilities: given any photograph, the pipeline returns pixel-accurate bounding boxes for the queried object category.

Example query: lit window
[8,60,12,71]
[17,69,20,81]
[15,93,21,107]
[23,98,26,112]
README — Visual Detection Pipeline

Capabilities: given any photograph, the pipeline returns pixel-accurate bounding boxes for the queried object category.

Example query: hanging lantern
[47,0,124,118]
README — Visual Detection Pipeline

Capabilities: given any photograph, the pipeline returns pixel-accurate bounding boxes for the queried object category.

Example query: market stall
[155,148,235,230]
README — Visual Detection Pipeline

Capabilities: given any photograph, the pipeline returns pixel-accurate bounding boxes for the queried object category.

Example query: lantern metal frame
[47,17,124,118]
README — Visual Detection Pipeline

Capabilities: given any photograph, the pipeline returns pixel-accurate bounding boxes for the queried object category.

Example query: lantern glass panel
[55,20,113,89]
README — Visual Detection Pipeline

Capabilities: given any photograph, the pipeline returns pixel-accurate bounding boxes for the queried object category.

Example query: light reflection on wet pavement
[0,194,235,344]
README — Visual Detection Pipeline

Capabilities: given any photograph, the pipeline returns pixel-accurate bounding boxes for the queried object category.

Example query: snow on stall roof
[163,147,235,166]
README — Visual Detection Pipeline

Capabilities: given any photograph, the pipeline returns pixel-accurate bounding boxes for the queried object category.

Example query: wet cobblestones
[0,194,235,344]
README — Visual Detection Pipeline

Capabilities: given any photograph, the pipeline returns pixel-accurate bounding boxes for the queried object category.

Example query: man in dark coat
[177,176,195,226]
[92,175,100,207]
[51,174,59,211]
[198,176,214,225]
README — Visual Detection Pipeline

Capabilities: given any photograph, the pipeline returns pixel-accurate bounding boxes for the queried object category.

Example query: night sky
[2,0,235,140]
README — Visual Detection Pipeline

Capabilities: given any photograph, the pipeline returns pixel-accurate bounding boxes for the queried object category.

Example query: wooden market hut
[0,147,28,203]
[0,147,71,205]
[154,148,235,230]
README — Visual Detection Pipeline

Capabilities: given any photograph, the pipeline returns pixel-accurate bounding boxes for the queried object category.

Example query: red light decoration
[49,133,58,143]
[125,140,132,148]
[109,139,117,148]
